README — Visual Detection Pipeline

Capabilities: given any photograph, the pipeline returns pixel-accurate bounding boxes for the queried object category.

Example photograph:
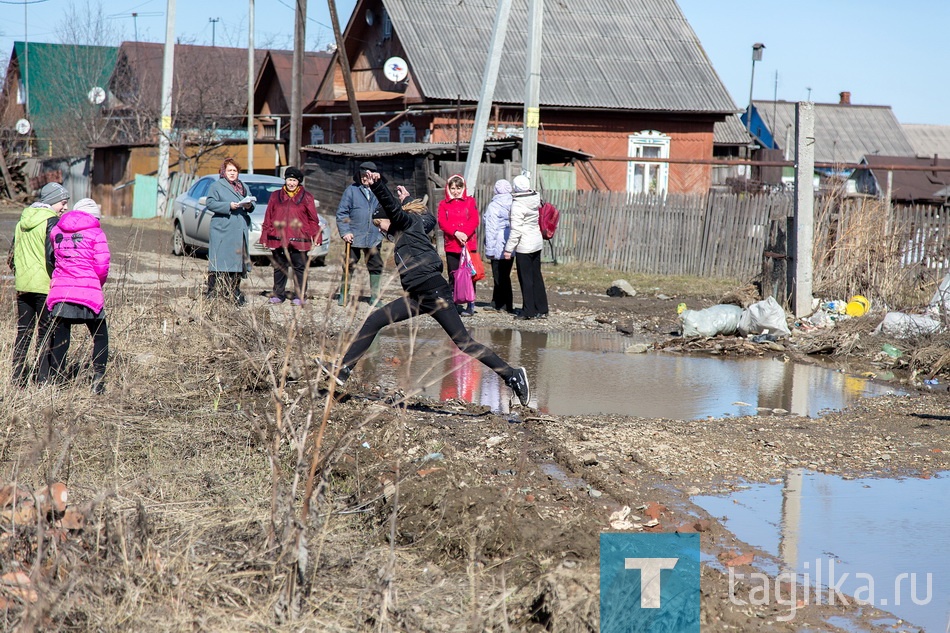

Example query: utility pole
[132,12,139,42]
[157,0,176,217]
[791,101,814,317]
[522,0,543,183]
[289,0,306,167]
[247,0,255,172]
[464,0,513,188]
[209,17,220,46]
[328,0,365,142]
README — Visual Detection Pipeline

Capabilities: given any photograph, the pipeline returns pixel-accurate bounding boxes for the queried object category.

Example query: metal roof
[378,0,736,113]
[864,155,950,203]
[714,114,751,146]
[753,100,915,164]
[903,124,950,159]
[302,139,592,161]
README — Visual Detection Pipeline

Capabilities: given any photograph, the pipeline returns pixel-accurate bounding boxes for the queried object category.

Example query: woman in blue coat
[205,157,255,306]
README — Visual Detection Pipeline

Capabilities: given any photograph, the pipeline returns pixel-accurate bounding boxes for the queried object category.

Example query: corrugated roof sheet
[380,0,736,113]
[864,154,950,203]
[753,100,915,164]
[903,124,950,159]
[714,114,751,146]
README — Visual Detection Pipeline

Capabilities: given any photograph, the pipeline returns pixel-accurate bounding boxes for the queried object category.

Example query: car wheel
[311,256,326,267]
[172,223,186,256]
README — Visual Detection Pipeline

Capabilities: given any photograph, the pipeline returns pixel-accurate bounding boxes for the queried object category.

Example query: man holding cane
[335,161,383,305]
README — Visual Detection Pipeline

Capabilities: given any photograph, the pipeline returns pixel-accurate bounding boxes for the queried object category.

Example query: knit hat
[39,182,69,205]
[512,175,531,193]
[72,198,102,219]
[284,166,304,181]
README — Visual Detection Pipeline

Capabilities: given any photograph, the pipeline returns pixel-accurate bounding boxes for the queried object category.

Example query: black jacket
[370,177,443,293]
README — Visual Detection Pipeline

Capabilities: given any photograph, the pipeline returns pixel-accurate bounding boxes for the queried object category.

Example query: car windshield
[247,182,282,202]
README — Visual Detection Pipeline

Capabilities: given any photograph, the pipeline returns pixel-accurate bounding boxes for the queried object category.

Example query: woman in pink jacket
[46,198,110,395]
[438,174,479,316]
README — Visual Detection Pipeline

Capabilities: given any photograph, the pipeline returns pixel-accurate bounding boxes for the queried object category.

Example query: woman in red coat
[259,166,321,305]
[438,174,479,316]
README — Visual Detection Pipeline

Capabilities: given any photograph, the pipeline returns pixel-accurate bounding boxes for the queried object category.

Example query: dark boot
[205,273,218,299]
[231,273,247,307]
[369,274,382,304]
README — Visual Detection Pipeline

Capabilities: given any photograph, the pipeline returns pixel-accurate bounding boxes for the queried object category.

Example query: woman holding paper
[205,157,255,306]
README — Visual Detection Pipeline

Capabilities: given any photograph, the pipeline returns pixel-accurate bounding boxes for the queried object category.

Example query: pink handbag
[453,249,476,303]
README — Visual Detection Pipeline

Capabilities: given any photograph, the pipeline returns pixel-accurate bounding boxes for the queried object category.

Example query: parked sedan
[171,173,330,266]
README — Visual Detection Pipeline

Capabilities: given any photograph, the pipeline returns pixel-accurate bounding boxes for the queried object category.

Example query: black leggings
[341,281,512,377]
[50,317,109,381]
[445,251,477,303]
[12,292,53,384]
[271,247,309,299]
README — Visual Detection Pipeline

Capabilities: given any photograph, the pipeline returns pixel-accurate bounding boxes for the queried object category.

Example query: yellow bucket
[845,295,870,317]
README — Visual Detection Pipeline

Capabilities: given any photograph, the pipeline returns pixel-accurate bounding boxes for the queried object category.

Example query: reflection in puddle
[356,327,901,418]
[693,472,950,632]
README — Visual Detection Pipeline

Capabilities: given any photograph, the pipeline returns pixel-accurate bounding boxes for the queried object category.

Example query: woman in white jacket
[483,179,515,313]
[503,175,549,320]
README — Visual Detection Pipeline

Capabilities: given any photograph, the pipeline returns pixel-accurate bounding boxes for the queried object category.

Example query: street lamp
[746,42,765,135]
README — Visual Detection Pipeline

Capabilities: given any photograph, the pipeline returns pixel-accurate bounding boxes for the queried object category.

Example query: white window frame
[309,124,324,145]
[627,130,670,195]
[374,121,390,142]
[398,121,416,143]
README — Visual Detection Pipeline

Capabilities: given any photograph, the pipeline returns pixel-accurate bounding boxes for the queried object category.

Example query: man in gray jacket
[335,161,383,305]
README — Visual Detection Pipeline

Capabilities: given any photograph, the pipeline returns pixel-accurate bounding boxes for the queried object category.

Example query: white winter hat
[72,198,102,219]
[512,175,531,192]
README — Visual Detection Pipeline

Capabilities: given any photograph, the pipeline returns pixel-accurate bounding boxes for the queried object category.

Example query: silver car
[171,173,330,266]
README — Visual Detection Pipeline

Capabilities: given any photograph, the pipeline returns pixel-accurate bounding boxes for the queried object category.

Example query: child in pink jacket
[46,198,110,394]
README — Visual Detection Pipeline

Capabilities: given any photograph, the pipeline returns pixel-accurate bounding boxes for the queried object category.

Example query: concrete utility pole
[289,0,306,168]
[328,0,365,142]
[463,0,513,188]
[157,0,176,217]
[791,101,815,317]
[247,0,255,173]
[521,0,543,183]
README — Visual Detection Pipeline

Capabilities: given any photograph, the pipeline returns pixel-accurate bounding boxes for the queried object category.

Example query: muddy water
[356,327,900,418]
[693,472,950,632]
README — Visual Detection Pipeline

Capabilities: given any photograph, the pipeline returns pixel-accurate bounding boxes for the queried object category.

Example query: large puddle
[354,327,900,418]
[693,472,950,631]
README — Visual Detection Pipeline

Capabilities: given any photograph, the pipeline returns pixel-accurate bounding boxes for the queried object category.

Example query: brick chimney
[839,91,851,105]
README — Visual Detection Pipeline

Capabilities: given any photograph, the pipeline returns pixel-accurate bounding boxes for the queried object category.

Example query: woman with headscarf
[504,175,549,320]
[259,166,321,305]
[438,173,479,316]
[482,179,515,313]
[206,157,254,306]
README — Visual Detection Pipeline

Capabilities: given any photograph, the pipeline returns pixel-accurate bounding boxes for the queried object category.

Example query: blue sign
[600,533,700,633]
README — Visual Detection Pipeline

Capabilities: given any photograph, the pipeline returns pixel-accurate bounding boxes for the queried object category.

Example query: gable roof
[110,42,268,118]
[714,114,751,146]
[903,123,950,159]
[863,154,950,204]
[265,50,333,108]
[370,0,736,113]
[753,100,915,164]
[8,41,118,133]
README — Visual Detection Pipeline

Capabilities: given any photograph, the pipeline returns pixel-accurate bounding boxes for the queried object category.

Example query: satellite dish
[365,9,375,25]
[383,56,408,83]
[15,119,31,135]
[88,86,106,105]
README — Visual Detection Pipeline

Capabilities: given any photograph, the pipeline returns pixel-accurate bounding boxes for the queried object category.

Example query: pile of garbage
[678,296,791,340]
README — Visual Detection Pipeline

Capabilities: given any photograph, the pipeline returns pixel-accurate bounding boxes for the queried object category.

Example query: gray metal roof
[714,114,751,146]
[753,100,915,164]
[380,0,736,113]
[903,124,950,159]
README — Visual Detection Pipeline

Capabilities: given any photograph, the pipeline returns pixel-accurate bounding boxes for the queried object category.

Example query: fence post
[790,102,815,317]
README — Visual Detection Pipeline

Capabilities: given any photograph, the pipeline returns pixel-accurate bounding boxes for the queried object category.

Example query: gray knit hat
[39,182,69,205]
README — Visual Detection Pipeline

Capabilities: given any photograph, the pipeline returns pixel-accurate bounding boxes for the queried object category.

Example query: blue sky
[2,0,948,125]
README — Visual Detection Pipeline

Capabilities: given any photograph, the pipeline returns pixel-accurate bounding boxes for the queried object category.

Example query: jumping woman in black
[324,169,530,407]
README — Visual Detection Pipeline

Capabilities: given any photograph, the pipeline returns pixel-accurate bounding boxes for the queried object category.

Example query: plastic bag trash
[680,304,743,337]
[871,312,942,339]
[737,297,791,338]
[928,274,950,316]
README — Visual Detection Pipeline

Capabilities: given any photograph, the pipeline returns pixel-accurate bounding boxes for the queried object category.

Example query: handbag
[453,249,477,303]
[470,249,486,282]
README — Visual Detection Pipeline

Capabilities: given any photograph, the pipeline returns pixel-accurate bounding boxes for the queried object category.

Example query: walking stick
[342,240,351,303]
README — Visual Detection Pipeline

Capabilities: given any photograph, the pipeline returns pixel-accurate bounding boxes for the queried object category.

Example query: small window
[399,121,416,143]
[627,130,670,195]
[382,10,392,39]
[374,121,390,143]
[350,125,357,143]
[309,124,324,145]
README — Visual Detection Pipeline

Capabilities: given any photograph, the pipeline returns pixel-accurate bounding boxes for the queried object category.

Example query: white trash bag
[872,312,942,339]
[737,297,791,338]
[680,304,744,338]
